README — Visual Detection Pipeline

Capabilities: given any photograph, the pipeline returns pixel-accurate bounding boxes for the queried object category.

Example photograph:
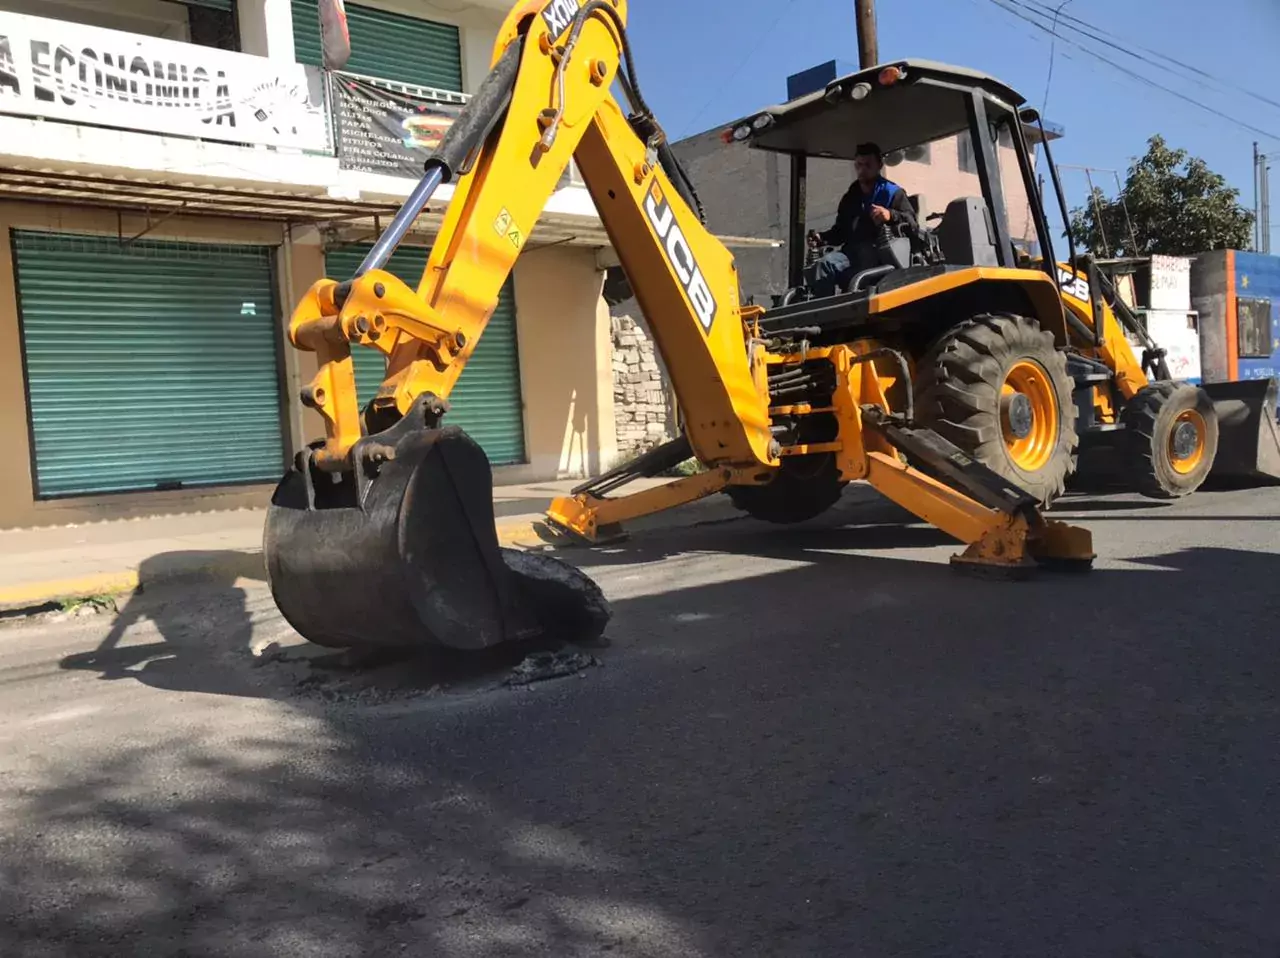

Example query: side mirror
[317,0,351,71]
[1019,107,1041,126]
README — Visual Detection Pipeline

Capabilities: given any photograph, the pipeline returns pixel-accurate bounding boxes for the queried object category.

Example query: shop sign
[0,11,329,150]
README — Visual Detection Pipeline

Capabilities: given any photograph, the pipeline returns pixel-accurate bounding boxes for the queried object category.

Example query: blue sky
[624,0,1280,238]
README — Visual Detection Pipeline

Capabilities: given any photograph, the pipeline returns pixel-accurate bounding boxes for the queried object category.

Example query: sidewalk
[0,478,675,610]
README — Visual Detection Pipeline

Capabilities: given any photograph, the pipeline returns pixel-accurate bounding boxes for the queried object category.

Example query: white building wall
[0,2,597,219]
[237,0,297,62]
[4,0,191,39]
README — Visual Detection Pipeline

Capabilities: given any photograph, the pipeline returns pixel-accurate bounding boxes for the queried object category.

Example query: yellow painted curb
[1,517,565,611]
[0,570,140,610]
[495,517,565,549]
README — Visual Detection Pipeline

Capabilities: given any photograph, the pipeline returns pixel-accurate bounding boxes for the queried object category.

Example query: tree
[1068,135,1254,257]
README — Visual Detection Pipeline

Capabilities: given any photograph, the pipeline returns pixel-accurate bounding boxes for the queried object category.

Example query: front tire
[727,454,846,524]
[915,313,1078,507]
[1119,382,1218,498]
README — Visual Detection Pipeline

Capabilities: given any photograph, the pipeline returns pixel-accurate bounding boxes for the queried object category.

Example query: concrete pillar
[509,247,615,480]
[237,0,297,62]
[461,25,493,93]
[281,225,328,450]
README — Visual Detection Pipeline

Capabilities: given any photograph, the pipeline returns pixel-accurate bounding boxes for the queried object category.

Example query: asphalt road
[1,486,1278,957]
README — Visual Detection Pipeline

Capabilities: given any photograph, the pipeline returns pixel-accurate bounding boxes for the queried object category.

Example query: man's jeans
[809,244,879,297]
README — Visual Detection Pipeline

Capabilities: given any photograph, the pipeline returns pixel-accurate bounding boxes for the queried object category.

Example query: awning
[0,167,404,223]
[0,166,784,254]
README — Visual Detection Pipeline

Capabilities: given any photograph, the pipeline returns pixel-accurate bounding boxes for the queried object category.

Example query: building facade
[0,0,617,529]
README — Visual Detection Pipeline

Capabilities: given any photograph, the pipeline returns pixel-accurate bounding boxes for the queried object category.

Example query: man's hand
[869,204,892,225]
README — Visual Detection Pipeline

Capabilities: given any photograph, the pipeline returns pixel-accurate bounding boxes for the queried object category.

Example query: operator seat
[936,197,999,267]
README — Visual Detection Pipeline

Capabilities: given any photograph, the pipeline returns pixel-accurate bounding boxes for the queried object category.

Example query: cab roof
[734,59,1028,161]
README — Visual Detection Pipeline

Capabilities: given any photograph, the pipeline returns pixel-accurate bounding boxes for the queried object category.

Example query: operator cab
[726,60,1065,313]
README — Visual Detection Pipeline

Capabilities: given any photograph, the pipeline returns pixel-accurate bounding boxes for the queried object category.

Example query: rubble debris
[505,649,600,687]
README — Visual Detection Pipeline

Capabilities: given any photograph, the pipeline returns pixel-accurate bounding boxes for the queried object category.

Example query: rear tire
[1118,382,1218,498]
[727,454,846,524]
[915,313,1078,507]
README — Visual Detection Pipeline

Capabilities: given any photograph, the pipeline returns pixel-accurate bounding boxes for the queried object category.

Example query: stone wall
[611,314,673,460]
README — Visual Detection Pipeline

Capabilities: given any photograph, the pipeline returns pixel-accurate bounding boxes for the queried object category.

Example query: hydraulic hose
[566,1,706,222]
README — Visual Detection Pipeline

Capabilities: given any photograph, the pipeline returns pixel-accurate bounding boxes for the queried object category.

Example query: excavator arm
[289,0,773,474]
[266,0,1095,656]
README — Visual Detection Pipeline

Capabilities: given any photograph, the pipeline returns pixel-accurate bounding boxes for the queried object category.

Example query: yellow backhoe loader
[549,56,1280,537]
[266,0,1097,652]
[1052,258,1280,497]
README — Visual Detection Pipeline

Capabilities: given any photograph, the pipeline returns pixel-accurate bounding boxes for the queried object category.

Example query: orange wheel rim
[1000,360,1059,472]
[1169,408,1207,474]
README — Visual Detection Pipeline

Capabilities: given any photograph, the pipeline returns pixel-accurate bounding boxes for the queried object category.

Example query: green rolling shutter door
[13,232,283,498]
[325,245,526,465]
[291,0,463,91]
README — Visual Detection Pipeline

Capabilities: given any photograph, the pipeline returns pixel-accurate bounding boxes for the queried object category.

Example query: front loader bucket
[264,422,609,651]
[1200,379,1280,485]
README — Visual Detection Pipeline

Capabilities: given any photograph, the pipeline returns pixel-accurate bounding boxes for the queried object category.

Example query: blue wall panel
[1234,251,1280,382]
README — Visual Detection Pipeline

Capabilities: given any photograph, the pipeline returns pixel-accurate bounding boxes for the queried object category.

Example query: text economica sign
[0,11,329,151]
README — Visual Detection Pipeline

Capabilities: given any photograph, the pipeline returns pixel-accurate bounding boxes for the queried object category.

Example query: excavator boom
[266,0,1094,654]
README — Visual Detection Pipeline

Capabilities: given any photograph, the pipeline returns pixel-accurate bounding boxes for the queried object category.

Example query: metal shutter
[325,245,526,465]
[292,0,463,91]
[13,232,283,498]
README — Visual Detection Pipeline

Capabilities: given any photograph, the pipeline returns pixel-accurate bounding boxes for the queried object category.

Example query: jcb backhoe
[548,58,1280,540]
[265,0,1095,653]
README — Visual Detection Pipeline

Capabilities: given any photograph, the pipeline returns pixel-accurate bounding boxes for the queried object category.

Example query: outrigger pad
[265,425,609,651]
[1202,379,1280,485]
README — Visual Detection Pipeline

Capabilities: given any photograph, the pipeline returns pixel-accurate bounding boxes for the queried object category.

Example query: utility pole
[1255,143,1276,254]
[855,0,879,69]
[1254,142,1261,250]
[1264,158,1272,255]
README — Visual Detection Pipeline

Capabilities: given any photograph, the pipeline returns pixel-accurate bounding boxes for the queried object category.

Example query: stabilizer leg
[859,408,1095,577]
[548,467,733,543]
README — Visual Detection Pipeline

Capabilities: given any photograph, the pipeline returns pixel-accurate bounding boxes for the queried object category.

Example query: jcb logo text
[645,182,717,333]
[1057,267,1090,303]
[541,0,580,40]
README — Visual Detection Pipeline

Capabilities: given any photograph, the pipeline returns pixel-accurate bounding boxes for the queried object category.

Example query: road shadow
[9,542,1280,955]
[1049,495,1173,513]
[59,551,274,700]
[59,549,603,704]
[56,500,961,704]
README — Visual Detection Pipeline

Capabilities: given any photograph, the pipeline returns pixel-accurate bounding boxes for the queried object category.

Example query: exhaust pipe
[1201,378,1280,485]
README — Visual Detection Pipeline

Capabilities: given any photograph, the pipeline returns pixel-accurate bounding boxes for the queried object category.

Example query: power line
[1007,0,1218,89]
[1011,0,1280,115]
[983,0,1280,143]
[674,0,805,140]
[1040,0,1075,115]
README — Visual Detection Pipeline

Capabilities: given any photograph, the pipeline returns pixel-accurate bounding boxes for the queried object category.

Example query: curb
[0,485,887,614]
[0,515,564,614]
[496,517,566,549]
[0,571,141,612]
